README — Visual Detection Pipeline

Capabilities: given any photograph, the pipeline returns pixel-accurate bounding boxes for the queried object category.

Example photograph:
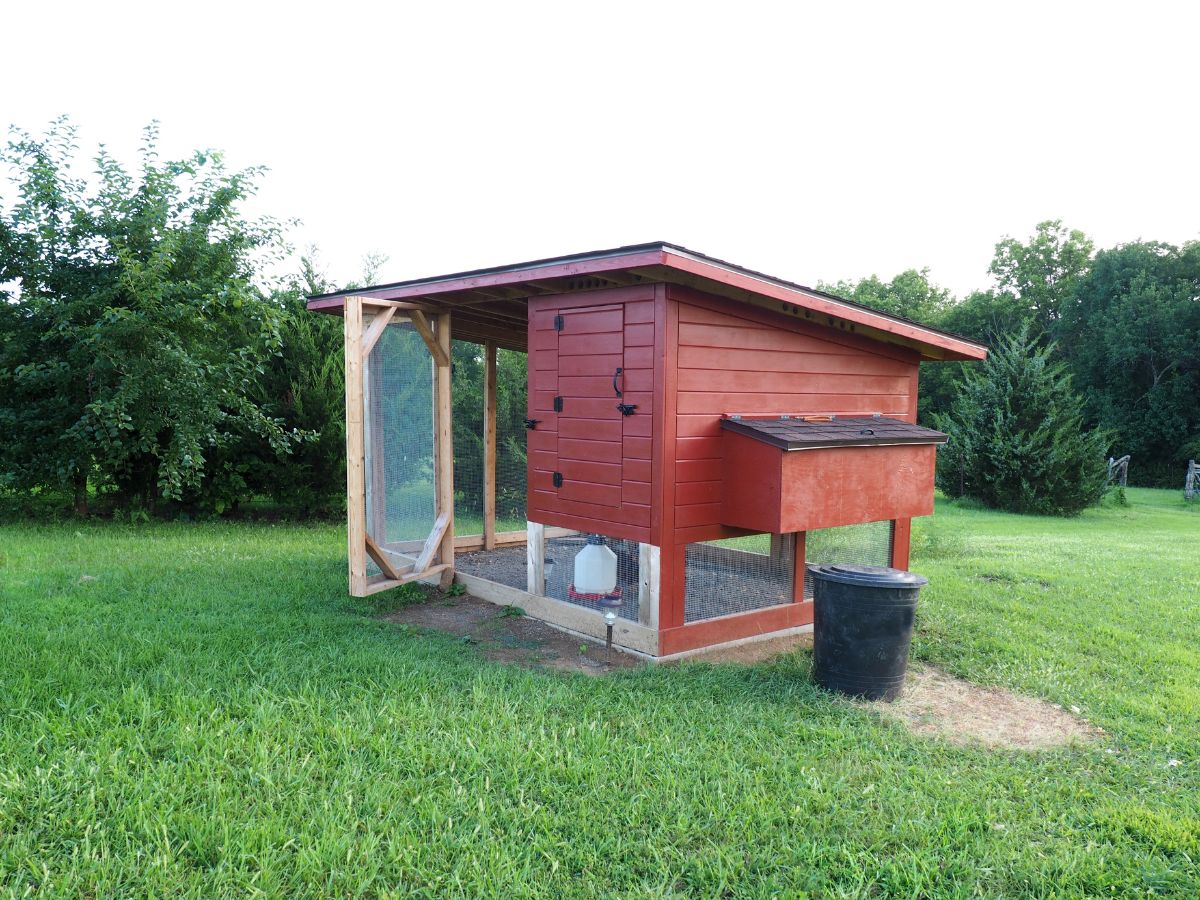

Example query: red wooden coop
[309,243,986,659]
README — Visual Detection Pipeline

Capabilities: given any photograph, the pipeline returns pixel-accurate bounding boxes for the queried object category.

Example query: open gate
[344,296,454,596]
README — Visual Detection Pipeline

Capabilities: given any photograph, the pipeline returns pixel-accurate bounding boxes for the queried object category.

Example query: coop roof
[307,241,987,361]
[721,415,948,451]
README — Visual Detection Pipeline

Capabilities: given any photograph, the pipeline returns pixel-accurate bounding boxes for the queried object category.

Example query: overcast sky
[5,0,1197,297]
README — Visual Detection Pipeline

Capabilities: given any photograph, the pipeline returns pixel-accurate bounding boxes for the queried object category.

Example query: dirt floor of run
[385,589,1097,748]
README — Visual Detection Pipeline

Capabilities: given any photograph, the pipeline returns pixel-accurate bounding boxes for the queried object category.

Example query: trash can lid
[808,563,929,588]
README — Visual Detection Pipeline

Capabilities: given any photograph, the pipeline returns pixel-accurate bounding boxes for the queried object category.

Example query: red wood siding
[667,286,920,544]
[526,286,658,543]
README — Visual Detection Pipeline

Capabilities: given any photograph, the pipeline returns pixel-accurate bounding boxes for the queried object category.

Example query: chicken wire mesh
[363,317,436,577]
[684,534,794,623]
[450,340,531,588]
[543,531,641,621]
[802,520,895,600]
[450,340,528,536]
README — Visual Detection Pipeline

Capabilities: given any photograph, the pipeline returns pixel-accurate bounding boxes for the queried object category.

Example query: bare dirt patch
[384,592,642,676]
[870,665,1101,750]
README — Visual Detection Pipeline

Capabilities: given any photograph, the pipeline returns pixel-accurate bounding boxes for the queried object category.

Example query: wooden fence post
[344,296,367,597]
[434,312,455,586]
[483,341,497,550]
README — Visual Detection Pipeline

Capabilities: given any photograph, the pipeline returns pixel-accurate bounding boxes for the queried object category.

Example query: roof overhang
[307,242,988,361]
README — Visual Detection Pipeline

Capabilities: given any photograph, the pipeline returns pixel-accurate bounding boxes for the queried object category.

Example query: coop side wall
[657,285,923,655]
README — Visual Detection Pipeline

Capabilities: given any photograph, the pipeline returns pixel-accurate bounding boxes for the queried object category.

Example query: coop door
[554,304,627,508]
[527,298,654,540]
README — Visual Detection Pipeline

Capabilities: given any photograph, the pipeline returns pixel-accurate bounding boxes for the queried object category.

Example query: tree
[989,219,1094,334]
[819,268,953,323]
[0,118,300,513]
[1060,240,1200,483]
[934,325,1110,516]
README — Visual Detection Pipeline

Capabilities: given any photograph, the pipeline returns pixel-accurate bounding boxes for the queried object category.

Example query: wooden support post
[891,518,912,570]
[344,296,368,597]
[527,521,545,595]
[792,531,808,603]
[483,341,497,551]
[367,342,388,545]
[434,312,454,587]
[638,543,660,629]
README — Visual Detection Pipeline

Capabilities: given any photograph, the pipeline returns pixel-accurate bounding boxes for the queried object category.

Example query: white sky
[5,0,1198,297]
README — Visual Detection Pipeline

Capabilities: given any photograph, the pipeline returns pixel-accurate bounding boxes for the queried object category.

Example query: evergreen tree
[935,325,1110,516]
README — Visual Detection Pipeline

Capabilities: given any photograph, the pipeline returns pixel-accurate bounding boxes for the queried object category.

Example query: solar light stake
[603,610,617,663]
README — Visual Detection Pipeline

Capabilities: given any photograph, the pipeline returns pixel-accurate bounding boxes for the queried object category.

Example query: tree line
[2,121,1195,518]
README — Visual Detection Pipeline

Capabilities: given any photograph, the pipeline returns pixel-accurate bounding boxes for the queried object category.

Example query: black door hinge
[617,403,638,416]
[552,471,563,488]
[524,418,540,430]
[553,314,564,332]
[553,395,563,412]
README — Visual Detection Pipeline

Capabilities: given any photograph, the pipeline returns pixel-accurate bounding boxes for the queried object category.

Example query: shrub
[935,325,1110,516]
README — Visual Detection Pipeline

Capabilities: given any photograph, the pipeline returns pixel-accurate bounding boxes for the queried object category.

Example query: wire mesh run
[543,531,640,621]
[684,534,794,623]
[364,317,436,576]
[802,520,895,600]
[451,340,528,537]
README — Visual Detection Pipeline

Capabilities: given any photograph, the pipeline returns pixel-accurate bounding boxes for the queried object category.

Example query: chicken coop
[308,243,987,658]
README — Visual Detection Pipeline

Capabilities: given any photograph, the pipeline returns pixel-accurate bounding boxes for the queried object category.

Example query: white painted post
[527,521,546,595]
[638,543,660,629]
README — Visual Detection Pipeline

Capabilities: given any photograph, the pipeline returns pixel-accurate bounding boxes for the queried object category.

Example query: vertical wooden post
[367,339,388,544]
[483,341,497,550]
[434,312,455,587]
[891,518,912,570]
[792,531,808,603]
[527,521,545,594]
[344,296,367,597]
[638,543,660,629]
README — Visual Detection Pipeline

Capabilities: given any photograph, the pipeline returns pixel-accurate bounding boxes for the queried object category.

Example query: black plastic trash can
[810,564,928,701]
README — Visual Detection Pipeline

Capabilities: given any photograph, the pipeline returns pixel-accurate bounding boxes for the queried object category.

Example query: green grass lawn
[0,490,1197,896]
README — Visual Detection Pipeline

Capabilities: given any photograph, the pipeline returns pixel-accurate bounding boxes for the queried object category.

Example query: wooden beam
[365,533,411,581]
[360,306,396,359]
[434,312,454,587]
[409,310,450,368]
[415,511,451,574]
[344,296,368,597]
[638,543,660,630]
[359,297,439,312]
[527,521,545,595]
[483,341,497,551]
[366,351,388,545]
[363,564,452,596]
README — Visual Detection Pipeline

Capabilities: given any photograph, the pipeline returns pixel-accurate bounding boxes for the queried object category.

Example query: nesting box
[309,243,985,658]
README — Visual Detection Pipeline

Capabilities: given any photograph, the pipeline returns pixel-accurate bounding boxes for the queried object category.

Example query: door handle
[612,367,623,397]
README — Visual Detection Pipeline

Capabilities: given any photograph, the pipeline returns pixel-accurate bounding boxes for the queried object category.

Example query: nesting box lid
[720,415,947,451]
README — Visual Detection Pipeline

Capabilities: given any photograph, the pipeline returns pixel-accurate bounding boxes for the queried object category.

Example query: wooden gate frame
[345,295,455,596]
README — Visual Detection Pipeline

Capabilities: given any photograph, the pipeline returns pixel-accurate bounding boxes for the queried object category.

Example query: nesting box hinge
[617,403,638,416]
[553,396,564,412]
[524,418,540,430]
[553,314,564,331]
[552,472,563,488]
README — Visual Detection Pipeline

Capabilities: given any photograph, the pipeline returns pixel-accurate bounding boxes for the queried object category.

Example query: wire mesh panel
[494,347,529,529]
[684,535,794,623]
[543,531,640,621]
[802,520,895,600]
[363,318,437,574]
[450,341,528,537]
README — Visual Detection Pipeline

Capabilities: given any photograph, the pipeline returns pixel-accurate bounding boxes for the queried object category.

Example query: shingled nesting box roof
[720,415,948,451]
